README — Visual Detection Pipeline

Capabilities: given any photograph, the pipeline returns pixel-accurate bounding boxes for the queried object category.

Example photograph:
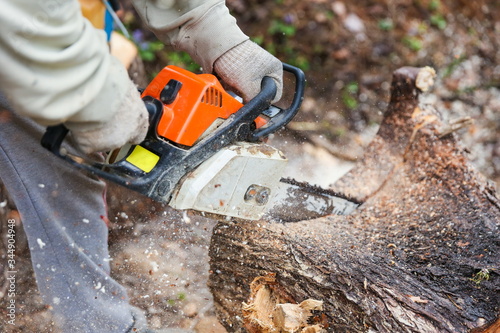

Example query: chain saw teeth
[279,177,363,205]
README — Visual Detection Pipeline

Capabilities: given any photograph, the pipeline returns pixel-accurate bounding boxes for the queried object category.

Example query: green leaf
[140,50,155,62]
[429,0,441,12]
[430,14,447,30]
[346,82,359,94]
[342,82,359,109]
[268,20,296,37]
[251,36,264,45]
[149,41,164,52]
[378,18,394,31]
[291,55,310,71]
[402,36,422,51]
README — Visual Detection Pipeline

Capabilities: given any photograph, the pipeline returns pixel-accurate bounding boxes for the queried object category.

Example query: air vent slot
[201,87,223,108]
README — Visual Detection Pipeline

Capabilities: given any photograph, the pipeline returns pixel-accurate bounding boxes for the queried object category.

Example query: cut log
[208,67,500,332]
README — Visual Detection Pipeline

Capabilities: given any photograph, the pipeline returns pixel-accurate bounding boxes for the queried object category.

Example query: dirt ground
[1,0,499,332]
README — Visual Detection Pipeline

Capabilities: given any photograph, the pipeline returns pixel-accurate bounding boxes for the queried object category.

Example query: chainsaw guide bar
[265,177,362,222]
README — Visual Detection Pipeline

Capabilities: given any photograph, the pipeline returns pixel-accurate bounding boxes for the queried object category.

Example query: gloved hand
[68,80,149,154]
[214,40,283,103]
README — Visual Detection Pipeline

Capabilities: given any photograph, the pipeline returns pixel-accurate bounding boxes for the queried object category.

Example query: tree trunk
[208,67,500,333]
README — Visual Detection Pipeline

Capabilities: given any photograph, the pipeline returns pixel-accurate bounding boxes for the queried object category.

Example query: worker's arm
[132,0,283,102]
[131,0,246,73]
[0,0,148,153]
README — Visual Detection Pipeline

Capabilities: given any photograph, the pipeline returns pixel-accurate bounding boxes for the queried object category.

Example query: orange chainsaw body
[141,65,267,147]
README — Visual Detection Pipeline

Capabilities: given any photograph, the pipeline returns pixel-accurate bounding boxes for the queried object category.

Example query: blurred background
[1,1,498,332]
[122,0,500,189]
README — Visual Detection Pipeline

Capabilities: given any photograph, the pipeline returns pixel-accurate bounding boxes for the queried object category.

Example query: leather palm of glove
[67,80,149,154]
[214,40,283,103]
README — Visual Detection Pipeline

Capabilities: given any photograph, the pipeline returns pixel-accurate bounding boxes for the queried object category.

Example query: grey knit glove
[68,80,149,154]
[214,40,283,103]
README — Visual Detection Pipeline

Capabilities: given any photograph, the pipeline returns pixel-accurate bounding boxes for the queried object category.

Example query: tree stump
[208,67,500,333]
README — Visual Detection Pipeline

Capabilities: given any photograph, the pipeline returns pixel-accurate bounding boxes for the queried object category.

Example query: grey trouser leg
[0,106,147,332]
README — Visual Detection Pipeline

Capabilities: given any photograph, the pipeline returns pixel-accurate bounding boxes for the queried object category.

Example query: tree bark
[208,67,500,333]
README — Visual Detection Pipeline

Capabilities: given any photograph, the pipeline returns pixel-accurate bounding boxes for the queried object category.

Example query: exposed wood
[242,274,325,333]
[208,67,500,332]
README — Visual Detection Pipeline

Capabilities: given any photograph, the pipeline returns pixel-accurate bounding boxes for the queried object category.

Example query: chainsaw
[41,63,360,221]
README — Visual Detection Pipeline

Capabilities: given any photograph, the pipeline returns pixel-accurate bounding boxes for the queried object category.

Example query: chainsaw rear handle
[251,63,305,140]
[40,98,162,159]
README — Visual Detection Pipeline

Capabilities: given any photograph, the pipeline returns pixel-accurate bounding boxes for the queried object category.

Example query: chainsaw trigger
[262,106,281,118]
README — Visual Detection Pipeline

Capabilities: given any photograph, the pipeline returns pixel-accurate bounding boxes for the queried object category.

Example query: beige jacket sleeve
[131,0,249,72]
[0,0,246,128]
[0,0,131,130]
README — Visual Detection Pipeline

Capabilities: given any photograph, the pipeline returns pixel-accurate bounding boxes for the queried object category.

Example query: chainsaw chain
[279,177,363,205]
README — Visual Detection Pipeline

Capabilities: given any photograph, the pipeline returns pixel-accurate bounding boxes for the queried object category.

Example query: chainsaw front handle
[252,63,306,140]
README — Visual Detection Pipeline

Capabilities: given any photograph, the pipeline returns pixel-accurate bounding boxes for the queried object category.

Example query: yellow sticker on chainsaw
[126,146,159,173]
